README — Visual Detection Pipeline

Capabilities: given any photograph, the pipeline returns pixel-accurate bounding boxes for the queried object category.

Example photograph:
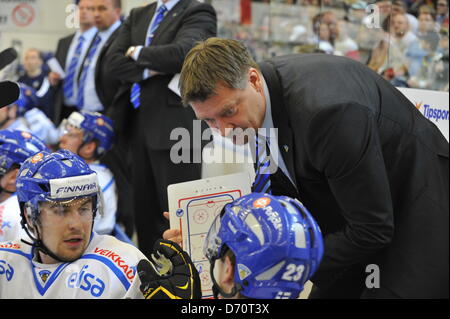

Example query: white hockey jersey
[0,232,147,298]
[0,195,22,243]
[8,108,60,145]
[90,162,117,235]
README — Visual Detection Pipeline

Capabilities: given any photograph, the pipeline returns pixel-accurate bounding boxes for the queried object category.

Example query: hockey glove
[137,239,202,299]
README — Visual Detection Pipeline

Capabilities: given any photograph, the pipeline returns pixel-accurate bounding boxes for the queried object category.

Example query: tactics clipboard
[167,172,252,298]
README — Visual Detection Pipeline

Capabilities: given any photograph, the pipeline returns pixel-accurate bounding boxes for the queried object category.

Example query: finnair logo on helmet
[56,183,97,195]
[49,173,99,199]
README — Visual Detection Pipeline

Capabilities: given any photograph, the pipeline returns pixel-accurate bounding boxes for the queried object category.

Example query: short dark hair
[179,38,259,106]
[111,0,121,9]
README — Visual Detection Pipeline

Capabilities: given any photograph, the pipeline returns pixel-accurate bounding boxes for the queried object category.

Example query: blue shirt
[79,20,122,112]
[64,27,98,106]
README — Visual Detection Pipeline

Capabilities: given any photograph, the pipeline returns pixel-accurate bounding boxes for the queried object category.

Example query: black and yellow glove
[137,239,202,299]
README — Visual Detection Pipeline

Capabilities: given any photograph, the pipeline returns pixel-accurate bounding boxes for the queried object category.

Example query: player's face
[190,68,266,145]
[93,0,120,31]
[59,125,84,154]
[37,197,94,263]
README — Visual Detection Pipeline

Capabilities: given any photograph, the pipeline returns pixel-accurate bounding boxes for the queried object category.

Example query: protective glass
[203,213,223,262]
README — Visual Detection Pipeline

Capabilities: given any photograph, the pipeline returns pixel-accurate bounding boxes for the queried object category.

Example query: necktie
[63,35,85,100]
[77,34,102,109]
[131,4,168,109]
[252,135,272,194]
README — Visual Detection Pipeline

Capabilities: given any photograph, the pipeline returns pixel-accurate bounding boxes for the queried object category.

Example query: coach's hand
[137,239,202,299]
[162,212,182,245]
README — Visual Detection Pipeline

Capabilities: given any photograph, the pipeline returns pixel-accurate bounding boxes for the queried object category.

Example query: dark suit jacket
[52,33,75,124]
[110,0,217,149]
[95,25,122,114]
[260,54,449,298]
[108,0,217,150]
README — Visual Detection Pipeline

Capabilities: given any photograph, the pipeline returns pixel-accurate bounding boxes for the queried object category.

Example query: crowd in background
[1,0,449,124]
[217,0,449,91]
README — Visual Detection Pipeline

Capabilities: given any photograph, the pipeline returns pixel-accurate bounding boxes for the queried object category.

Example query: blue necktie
[252,135,272,194]
[63,35,85,100]
[131,4,168,109]
[77,34,102,109]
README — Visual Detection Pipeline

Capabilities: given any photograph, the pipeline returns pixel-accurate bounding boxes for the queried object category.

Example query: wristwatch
[126,46,136,58]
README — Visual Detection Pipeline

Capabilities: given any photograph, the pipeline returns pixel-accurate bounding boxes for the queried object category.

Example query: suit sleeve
[108,8,146,83]
[305,102,395,289]
[135,3,217,74]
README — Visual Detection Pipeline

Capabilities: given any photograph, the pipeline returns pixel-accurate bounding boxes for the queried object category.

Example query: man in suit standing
[108,0,216,257]
[178,38,449,298]
[48,0,97,124]
[76,0,122,113]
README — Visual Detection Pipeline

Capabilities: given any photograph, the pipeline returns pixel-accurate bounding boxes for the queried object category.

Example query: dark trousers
[131,127,202,258]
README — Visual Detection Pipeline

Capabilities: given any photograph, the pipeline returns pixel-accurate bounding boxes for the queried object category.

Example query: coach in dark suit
[108,0,217,257]
[49,0,97,124]
[94,24,121,114]
[179,38,449,298]
[50,33,74,123]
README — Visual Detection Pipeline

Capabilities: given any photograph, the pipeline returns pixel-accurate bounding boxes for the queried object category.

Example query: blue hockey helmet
[203,193,324,299]
[0,129,50,175]
[63,111,115,156]
[10,82,39,116]
[16,149,103,262]
[16,149,102,222]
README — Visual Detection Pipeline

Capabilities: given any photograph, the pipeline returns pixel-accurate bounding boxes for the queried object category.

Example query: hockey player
[0,82,59,145]
[0,129,50,242]
[0,150,148,298]
[136,193,324,299]
[59,111,116,235]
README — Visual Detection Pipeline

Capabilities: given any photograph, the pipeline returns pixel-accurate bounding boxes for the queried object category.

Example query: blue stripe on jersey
[102,177,115,193]
[0,248,32,260]
[79,254,131,290]
[31,261,71,296]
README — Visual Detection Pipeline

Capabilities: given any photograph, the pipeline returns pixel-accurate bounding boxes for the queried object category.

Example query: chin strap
[209,259,242,299]
[20,225,68,263]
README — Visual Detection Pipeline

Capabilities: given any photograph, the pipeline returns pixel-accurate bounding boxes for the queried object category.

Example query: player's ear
[223,255,235,284]
[79,140,97,159]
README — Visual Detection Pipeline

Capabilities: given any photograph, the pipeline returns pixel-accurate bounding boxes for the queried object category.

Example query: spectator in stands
[18,48,46,91]
[18,48,53,119]
[333,19,360,60]
[407,31,444,90]
[416,10,438,37]
[390,13,418,54]
[392,0,419,34]
[406,11,439,76]
[436,0,449,30]
[367,15,405,74]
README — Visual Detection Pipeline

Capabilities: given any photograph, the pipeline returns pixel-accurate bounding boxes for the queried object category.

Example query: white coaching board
[168,172,252,298]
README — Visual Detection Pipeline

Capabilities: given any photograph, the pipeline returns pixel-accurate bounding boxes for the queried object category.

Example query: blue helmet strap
[20,218,69,263]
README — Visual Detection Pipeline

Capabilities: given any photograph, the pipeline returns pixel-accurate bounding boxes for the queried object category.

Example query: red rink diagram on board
[168,172,252,298]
